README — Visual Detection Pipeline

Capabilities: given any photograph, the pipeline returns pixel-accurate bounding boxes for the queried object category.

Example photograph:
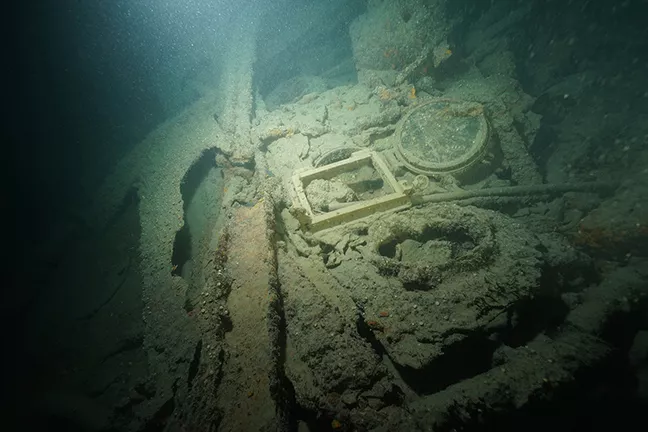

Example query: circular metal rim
[395,99,490,175]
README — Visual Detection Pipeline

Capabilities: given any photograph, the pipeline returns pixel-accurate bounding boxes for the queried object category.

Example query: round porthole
[395,99,491,178]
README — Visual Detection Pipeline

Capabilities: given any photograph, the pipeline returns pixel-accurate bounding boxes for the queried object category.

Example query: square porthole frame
[290,150,412,232]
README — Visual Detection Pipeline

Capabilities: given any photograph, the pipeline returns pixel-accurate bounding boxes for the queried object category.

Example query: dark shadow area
[441,357,643,432]
[270,280,298,431]
[395,334,498,395]
[356,304,495,396]
[171,225,192,277]
[13,2,167,258]
[13,178,146,430]
[490,255,598,348]
[501,295,570,348]
[187,340,203,390]
[356,306,388,358]
[377,226,475,260]
[510,1,648,179]
[171,149,219,276]
[294,406,335,432]
[181,149,219,206]
[142,396,176,432]
[440,307,648,432]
